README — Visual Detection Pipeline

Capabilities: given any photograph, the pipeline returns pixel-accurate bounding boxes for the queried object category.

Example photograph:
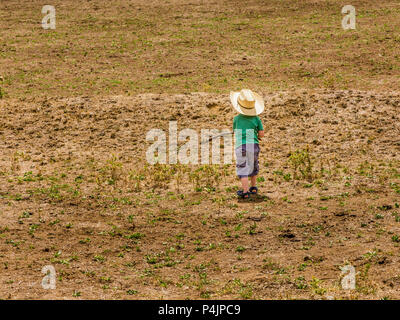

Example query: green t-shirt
[233,114,264,148]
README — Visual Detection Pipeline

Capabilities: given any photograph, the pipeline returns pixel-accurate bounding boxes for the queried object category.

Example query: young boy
[230,89,265,199]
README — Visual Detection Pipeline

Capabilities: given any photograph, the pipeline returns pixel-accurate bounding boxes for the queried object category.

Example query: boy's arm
[257,117,264,139]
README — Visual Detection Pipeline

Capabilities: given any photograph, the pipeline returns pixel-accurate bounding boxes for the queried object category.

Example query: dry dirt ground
[0,0,400,300]
[1,90,400,299]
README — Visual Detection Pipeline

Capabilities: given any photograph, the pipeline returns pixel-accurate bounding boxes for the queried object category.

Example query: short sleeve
[257,116,264,131]
[233,117,237,130]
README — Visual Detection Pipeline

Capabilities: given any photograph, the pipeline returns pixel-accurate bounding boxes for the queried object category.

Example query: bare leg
[240,177,249,193]
[250,175,257,187]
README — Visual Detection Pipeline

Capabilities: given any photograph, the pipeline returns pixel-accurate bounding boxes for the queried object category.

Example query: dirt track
[1,90,400,299]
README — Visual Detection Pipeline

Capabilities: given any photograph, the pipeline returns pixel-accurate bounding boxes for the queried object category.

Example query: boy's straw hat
[230,89,264,116]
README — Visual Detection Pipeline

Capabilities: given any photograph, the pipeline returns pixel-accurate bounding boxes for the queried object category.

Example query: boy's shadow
[238,194,269,203]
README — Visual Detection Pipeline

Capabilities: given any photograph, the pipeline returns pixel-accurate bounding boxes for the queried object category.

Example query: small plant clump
[288,147,313,181]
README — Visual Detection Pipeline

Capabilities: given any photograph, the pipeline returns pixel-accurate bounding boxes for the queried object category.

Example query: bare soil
[0,0,400,300]
[1,90,400,299]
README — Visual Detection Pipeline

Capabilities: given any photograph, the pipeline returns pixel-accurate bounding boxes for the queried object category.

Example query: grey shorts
[235,143,260,178]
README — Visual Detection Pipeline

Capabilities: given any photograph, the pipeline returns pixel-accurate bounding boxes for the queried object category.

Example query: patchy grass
[1,0,400,98]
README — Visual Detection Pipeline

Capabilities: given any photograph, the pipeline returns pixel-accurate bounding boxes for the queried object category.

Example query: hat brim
[230,91,264,116]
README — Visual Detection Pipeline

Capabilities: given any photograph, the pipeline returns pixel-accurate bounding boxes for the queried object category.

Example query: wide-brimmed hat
[230,89,264,116]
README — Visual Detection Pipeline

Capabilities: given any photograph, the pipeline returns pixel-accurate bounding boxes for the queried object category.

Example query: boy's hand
[258,130,265,140]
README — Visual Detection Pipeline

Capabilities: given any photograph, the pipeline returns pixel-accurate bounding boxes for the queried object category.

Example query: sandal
[249,186,258,195]
[237,190,251,199]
